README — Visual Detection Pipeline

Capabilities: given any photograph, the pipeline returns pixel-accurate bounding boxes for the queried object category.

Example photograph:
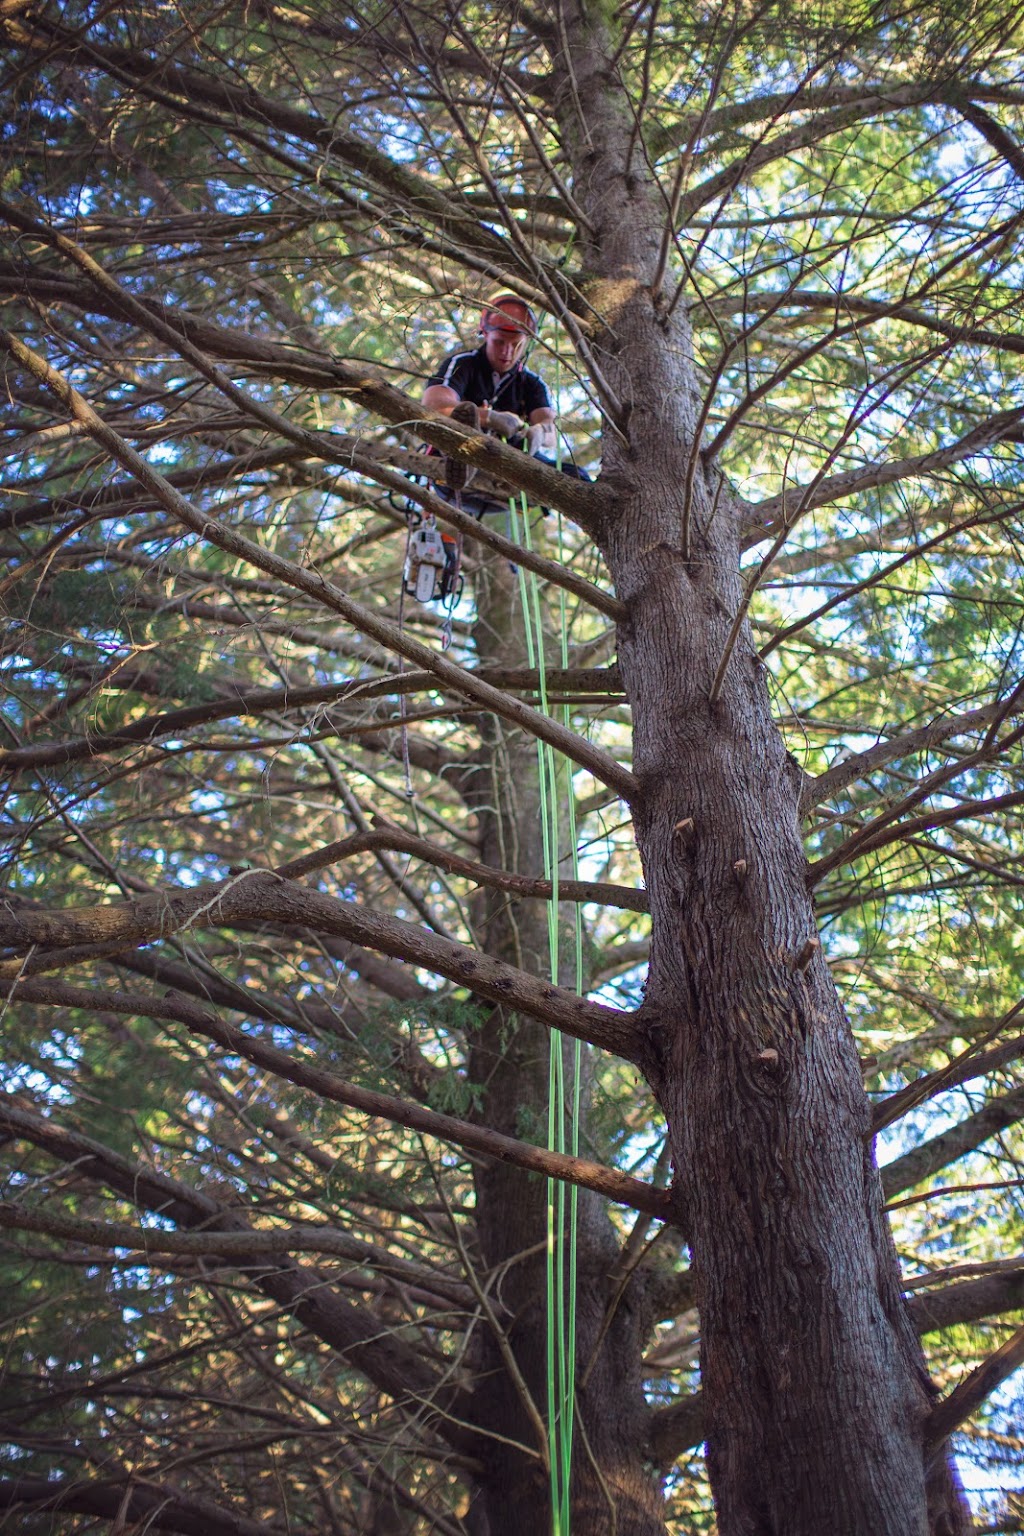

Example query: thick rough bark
[602,417,944,1531]
[463,553,665,1535]
[548,4,972,1533]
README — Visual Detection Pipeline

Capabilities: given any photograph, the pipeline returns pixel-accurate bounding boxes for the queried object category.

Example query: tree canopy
[2,1,1024,1532]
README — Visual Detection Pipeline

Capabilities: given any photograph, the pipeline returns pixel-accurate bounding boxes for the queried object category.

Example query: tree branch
[909,1267,1024,1336]
[0,1093,458,1426]
[0,1198,477,1308]
[881,1083,1024,1200]
[649,80,1024,158]
[873,1006,1024,1136]
[675,88,960,223]
[647,1390,706,1466]
[277,825,650,912]
[0,871,637,1055]
[710,288,1024,359]
[0,323,636,801]
[743,403,1024,540]
[0,1475,286,1536]
[955,98,1024,187]
[927,1322,1024,1451]
[0,197,616,533]
[811,789,1024,884]
[0,670,629,773]
[1,979,663,1214]
[799,700,1007,816]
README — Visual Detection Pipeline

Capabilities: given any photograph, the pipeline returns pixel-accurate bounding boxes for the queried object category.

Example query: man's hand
[526,423,552,456]
[486,409,524,439]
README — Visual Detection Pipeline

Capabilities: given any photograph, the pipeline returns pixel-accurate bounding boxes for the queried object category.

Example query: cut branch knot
[791,936,820,972]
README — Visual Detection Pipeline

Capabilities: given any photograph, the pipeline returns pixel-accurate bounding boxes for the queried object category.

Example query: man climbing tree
[424,296,555,450]
[2,2,1024,1534]
[423,294,558,508]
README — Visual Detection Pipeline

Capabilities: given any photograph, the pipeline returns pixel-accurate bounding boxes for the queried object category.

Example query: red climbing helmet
[480,294,538,338]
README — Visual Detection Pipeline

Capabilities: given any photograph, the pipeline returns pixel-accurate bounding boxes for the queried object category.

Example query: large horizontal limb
[810,789,1024,884]
[0,670,628,773]
[909,1265,1024,1336]
[81,933,445,1100]
[0,14,521,273]
[0,872,637,1056]
[650,79,1024,158]
[807,685,1024,877]
[0,1199,477,1310]
[0,410,621,618]
[675,87,978,223]
[2,979,659,1211]
[646,1392,706,1467]
[799,700,1007,816]
[0,441,310,532]
[277,826,650,913]
[0,199,609,526]
[120,938,432,1025]
[708,288,1024,359]
[313,452,624,620]
[0,1475,286,1536]
[0,678,440,771]
[0,324,636,803]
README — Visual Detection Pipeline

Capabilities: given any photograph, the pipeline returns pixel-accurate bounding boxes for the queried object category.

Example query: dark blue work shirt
[426,345,551,417]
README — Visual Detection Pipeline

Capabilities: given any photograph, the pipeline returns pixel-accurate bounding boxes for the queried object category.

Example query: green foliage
[24,568,129,633]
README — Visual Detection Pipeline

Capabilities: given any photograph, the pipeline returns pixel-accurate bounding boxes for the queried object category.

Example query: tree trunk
[548,4,972,1531]
[464,550,665,1535]
[607,468,939,1533]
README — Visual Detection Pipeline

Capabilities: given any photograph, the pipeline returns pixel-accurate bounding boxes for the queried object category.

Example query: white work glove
[526,423,551,457]
[486,409,523,440]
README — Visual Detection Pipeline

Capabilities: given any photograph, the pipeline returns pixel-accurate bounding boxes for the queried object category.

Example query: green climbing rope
[510,492,583,1536]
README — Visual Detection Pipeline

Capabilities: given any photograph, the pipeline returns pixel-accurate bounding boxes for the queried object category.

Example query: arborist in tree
[422,293,557,508]
[405,294,586,619]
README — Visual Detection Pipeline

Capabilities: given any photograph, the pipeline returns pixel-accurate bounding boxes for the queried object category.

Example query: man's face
[482,311,529,372]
